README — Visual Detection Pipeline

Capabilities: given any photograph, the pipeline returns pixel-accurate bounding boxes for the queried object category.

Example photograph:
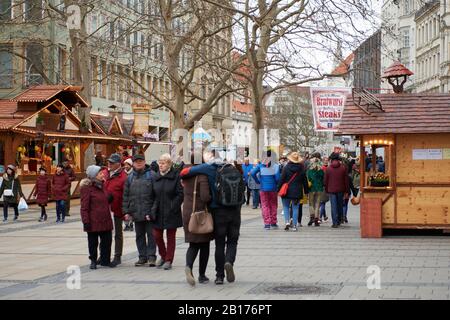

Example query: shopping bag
[18,197,28,212]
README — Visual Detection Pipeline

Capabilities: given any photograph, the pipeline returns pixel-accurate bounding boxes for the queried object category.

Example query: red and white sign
[310,87,351,132]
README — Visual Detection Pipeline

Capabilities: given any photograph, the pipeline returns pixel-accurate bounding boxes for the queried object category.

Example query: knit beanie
[86,165,102,180]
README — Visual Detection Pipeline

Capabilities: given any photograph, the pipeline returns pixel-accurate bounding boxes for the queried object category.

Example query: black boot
[314,218,320,227]
[90,261,97,270]
[111,256,121,267]
[307,218,314,226]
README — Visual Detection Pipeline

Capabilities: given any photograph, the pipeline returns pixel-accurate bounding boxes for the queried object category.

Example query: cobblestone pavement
[0,202,449,300]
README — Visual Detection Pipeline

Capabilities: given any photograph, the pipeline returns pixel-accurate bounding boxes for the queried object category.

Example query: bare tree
[270,87,327,153]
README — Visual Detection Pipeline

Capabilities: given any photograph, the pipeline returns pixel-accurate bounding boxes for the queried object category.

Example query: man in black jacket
[122,154,157,267]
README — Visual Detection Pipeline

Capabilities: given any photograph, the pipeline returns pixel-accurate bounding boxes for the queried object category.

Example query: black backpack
[215,164,245,206]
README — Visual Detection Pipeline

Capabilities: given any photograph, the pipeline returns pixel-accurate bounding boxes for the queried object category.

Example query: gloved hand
[83,223,91,232]
[107,193,114,203]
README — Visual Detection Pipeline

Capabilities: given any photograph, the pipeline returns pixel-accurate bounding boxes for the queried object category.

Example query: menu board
[412,149,445,160]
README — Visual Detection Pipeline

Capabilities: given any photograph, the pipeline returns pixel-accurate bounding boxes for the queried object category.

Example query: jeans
[329,192,344,225]
[56,200,66,221]
[282,198,299,226]
[212,206,241,279]
[320,202,327,219]
[87,231,112,265]
[153,228,177,263]
[3,202,19,220]
[251,189,260,208]
[186,242,210,276]
[113,217,123,258]
[135,221,157,260]
[343,198,350,218]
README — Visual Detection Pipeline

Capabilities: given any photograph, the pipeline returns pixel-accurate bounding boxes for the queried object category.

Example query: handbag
[3,179,14,197]
[278,172,298,197]
[188,176,214,234]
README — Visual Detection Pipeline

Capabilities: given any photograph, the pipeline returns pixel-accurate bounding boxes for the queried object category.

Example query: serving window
[361,135,395,189]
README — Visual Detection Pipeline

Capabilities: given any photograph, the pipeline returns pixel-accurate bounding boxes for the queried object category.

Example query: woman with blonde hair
[151,153,184,270]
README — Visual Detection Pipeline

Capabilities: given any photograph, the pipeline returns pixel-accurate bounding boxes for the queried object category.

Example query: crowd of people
[0,148,361,287]
[238,151,361,230]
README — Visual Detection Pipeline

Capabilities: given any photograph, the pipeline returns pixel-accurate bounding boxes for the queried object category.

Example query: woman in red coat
[52,164,70,223]
[34,167,51,222]
[80,165,115,270]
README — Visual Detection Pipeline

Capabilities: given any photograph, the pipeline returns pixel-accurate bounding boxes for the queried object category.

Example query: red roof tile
[233,101,253,113]
[337,93,450,135]
[10,85,79,102]
[331,53,354,75]
[382,61,414,78]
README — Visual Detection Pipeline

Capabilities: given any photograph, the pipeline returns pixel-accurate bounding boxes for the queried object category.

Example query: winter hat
[124,158,133,167]
[7,164,16,172]
[132,154,145,162]
[86,165,102,180]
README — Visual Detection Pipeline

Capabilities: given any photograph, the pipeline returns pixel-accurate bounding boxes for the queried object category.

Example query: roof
[0,100,33,130]
[11,85,84,102]
[382,61,414,78]
[337,93,450,135]
[331,53,354,75]
[233,101,253,113]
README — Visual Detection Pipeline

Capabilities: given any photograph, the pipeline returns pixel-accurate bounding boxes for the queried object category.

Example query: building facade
[0,0,233,146]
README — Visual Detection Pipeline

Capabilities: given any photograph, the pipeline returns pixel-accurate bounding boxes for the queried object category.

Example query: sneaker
[156,259,165,269]
[344,218,348,224]
[111,257,121,267]
[60,220,65,223]
[198,275,209,284]
[163,261,172,270]
[215,277,224,285]
[13,216,18,221]
[135,258,148,267]
[2,219,7,223]
[264,224,270,230]
[284,223,290,231]
[185,266,195,286]
[270,224,279,229]
[38,217,44,222]
[55,219,60,224]
[324,216,329,222]
[90,262,97,270]
[331,224,339,228]
[224,262,235,283]
[148,256,157,267]
[291,226,298,231]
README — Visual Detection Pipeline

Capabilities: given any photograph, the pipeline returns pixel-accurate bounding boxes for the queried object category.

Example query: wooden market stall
[338,63,450,237]
[0,85,126,202]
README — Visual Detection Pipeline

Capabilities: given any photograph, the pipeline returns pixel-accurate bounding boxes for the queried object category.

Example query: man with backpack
[122,154,157,267]
[180,149,245,285]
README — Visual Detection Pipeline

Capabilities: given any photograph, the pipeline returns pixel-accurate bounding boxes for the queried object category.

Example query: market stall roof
[0,100,34,130]
[11,85,84,103]
[337,93,450,135]
[11,126,131,141]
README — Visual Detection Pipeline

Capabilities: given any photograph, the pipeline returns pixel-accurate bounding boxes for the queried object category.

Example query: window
[24,0,43,21]
[0,44,13,88]
[404,0,409,15]
[25,42,44,86]
[56,47,66,83]
[403,29,409,48]
[109,21,115,42]
[100,60,107,98]
[90,57,98,97]
[0,0,12,21]
[109,64,116,100]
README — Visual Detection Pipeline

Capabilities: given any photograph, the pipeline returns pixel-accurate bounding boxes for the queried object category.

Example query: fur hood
[3,173,19,181]
[80,178,92,188]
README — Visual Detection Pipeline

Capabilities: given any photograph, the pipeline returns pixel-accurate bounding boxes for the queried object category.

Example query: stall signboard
[132,103,151,135]
[413,148,444,160]
[310,87,351,132]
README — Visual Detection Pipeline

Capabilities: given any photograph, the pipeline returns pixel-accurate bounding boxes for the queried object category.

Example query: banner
[310,87,351,132]
[132,103,151,135]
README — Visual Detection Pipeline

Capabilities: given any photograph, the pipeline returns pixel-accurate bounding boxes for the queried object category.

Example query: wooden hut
[337,62,450,237]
